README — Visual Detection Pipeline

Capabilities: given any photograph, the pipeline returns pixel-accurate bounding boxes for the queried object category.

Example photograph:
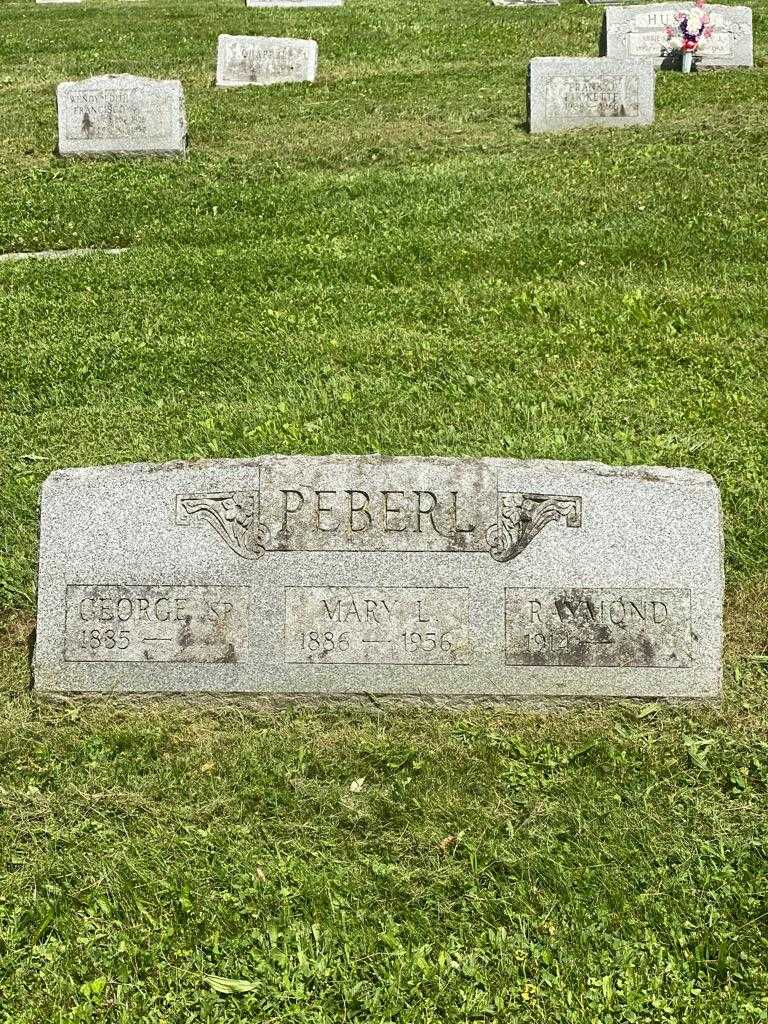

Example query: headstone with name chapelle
[56,75,187,158]
[528,57,655,133]
[216,35,318,87]
[602,4,753,68]
[34,455,723,703]
[246,0,341,6]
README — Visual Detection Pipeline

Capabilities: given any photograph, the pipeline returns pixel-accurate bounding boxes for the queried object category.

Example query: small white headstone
[216,35,318,87]
[56,75,187,158]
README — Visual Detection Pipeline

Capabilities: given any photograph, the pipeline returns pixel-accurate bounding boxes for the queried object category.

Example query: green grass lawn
[1,0,768,1018]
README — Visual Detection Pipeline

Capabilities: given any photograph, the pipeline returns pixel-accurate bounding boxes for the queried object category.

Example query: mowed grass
[1,0,768,1019]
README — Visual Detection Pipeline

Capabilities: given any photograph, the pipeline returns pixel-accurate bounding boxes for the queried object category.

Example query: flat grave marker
[602,4,753,68]
[528,57,655,133]
[56,75,187,157]
[34,455,723,703]
[216,35,318,87]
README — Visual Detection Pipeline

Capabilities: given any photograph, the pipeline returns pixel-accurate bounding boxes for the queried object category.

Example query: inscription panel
[174,463,582,563]
[602,5,753,68]
[628,11,732,56]
[506,588,692,668]
[63,89,174,142]
[545,74,639,120]
[285,587,470,665]
[65,585,249,663]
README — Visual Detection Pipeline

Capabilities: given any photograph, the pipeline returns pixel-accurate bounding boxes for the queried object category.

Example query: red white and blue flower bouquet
[665,0,715,72]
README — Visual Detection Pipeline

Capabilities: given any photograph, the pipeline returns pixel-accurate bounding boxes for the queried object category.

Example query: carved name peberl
[34,455,723,702]
[528,58,655,134]
[56,75,187,158]
[601,4,753,68]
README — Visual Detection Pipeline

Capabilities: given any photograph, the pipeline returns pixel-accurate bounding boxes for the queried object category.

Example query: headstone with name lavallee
[34,455,723,703]
[602,4,753,68]
[528,57,655,133]
[216,35,318,88]
[56,75,187,158]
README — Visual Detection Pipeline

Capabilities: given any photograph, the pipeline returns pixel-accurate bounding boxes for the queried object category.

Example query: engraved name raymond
[505,588,692,668]
[64,585,249,663]
[284,586,471,666]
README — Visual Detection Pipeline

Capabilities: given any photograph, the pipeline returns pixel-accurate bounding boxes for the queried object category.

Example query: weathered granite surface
[34,456,723,702]
[56,75,187,157]
[216,35,318,87]
[602,4,753,68]
[528,57,655,133]
[246,0,341,6]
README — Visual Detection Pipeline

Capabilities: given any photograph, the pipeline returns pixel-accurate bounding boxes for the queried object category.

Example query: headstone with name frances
[602,4,753,68]
[216,35,318,87]
[528,57,655,133]
[56,75,187,158]
[34,455,723,703]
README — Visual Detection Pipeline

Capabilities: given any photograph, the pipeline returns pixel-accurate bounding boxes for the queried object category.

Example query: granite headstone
[528,57,655,133]
[216,35,318,87]
[34,455,723,703]
[602,4,753,68]
[56,75,187,158]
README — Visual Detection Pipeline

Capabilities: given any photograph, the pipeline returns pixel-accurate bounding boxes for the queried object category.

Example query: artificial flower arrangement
[665,0,715,71]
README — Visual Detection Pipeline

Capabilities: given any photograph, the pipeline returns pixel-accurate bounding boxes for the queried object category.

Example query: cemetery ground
[0,0,768,1018]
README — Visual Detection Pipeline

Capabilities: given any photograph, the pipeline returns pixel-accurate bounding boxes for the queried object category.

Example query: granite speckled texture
[56,75,187,158]
[216,35,318,87]
[602,3,753,68]
[34,456,723,702]
[528,57,655,134]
